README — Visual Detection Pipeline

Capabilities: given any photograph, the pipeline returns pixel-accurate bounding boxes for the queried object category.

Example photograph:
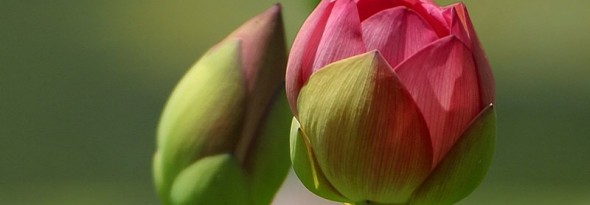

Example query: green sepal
[290,117,349,202]
[155,39,246,204]
[245,91,292,205]
[409,105,496,205]
[296,51,432,203]
[169,154,250,205]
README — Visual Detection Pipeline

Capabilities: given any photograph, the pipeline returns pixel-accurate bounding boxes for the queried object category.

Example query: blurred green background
[1,0,589,204]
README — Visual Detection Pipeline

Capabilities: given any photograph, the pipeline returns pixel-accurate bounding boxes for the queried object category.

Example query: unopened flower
[287,0,496,204]
[153,5,290,205]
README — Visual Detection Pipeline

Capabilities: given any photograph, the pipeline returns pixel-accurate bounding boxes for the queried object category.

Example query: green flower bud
[153,4,290,205]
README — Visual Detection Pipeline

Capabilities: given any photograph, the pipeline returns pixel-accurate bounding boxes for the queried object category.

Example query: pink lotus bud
[287,0,496,204]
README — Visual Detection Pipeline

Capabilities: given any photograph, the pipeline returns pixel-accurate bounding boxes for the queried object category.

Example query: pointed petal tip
[262,3,282,20]
[367,49,381,59]
[228,4,284,41]
[223,2,287,92]
[272,3,282,10]
[359,49,391,67]
[251,4,283,28]
[479,103,495,117]
[447,7,472,47]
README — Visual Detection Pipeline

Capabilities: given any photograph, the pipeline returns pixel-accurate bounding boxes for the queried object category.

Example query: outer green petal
[290,117,348,202]
[298,51,432,204]
[155,40,246,203]
[170,154,250,205]
[245,91,292,205]
[409,105,496,205]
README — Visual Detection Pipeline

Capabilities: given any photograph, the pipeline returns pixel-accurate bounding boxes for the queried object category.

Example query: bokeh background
[1,0,589,204]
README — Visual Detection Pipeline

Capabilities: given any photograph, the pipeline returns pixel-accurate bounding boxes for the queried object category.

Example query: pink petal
[393,36,481,167]
[311,0,366,71]
[361,7,438,68]
[453,3,496,106]
[356,0,449,36]
[355,0,404,21]
[414,1,450,36]
[286,0,335,116]
[441,6,471,50]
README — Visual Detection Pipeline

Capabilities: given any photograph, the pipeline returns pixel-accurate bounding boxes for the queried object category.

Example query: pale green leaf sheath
[409,105,496,205]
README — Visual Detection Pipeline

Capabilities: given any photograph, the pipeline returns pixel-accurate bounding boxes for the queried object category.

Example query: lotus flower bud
[153,5,290,205]
[287,0,496,204]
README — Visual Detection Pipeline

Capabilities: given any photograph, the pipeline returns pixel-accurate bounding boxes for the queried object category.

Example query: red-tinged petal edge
[393,36,481,167]
[409,104,496,205]
[445,7,471,50]
[452,3,496,107]
[311,0,366,72]
[224,4,282,90]
[286,0,335,116]
[356,0,449,37]
[361,6,438,68]
[416,1,450,35]
[298,51,432,203]
[229,5,288,166]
